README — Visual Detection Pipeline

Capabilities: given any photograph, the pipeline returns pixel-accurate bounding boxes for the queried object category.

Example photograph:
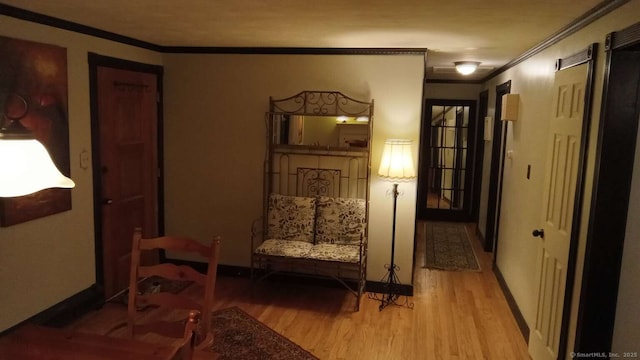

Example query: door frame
[473,90,488,224]
[88,53,164,298]
[484,81,510,254]
[574,23,640,354]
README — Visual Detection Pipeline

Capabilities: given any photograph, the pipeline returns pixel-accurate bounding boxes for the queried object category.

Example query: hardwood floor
[66,221,530,359]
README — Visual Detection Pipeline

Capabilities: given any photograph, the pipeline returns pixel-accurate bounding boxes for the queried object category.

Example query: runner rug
[424,221,480,271]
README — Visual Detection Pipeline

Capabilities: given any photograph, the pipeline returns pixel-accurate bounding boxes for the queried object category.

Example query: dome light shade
[0,138,75,197]
[454,61,481,75]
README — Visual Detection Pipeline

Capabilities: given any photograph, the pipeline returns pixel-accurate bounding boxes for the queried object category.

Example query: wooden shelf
[273,144,368,157]
[336,122,369,126]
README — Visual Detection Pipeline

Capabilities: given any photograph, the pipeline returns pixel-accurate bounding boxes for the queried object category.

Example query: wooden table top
[0,324,215,360]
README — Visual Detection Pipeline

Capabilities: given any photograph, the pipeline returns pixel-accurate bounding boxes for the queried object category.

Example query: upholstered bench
[251,193,367,311]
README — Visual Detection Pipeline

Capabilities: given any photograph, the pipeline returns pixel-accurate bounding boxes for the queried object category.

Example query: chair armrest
[360,232,368,248]
[251,217,264,252]
[359,233,368,260]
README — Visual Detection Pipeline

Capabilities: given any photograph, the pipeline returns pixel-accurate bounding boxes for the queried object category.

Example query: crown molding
[161,46,427,55]
[482,0,629,82]
[0,3,162,51]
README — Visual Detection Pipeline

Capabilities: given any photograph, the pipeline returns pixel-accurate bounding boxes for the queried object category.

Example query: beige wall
[480,1,640,355]
[162,54,424,284]
[0,16,162,331]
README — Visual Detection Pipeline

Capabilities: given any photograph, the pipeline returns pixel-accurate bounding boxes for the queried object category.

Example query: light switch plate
[79,149,90,170]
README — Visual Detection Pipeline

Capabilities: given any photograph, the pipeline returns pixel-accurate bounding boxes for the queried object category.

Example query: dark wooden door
[97,67,158,298]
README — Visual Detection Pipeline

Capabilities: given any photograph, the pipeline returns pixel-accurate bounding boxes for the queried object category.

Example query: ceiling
[1,0,605,80]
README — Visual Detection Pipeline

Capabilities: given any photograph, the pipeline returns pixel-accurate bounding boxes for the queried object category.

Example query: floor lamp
[370,139,416,311]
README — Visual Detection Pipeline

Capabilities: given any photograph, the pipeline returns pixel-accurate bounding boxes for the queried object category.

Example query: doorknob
[532,229,544,238]
[102,198,113,205]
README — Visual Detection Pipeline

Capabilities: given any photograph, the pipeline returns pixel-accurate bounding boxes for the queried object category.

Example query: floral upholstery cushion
[267,193,316,243]
[255,239,313,258]
[315,196,366,245]
[306,243,360,263]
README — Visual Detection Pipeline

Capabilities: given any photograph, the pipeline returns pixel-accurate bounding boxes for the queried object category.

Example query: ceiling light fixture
[454,61,481,75]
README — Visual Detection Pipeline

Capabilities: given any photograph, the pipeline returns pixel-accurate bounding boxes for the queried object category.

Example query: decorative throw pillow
[315,196,366,245]
[266,193,316,243]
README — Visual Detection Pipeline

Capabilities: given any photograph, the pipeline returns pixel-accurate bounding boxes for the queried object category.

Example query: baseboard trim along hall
[494,264,530,341]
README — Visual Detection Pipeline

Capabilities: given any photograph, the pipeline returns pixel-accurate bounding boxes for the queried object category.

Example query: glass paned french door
[418,99,477,221]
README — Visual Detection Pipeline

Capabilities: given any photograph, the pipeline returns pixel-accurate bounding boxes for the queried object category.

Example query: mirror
[426,104,471,210]
[272,115,369,148]
[417,98,478,221]
[268,91,373,150]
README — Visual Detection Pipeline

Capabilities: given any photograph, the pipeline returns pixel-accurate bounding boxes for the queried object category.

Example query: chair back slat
[138,236,211,258]
[138,263,207,284]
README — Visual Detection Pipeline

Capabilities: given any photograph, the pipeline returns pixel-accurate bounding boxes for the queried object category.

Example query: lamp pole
[390,183,398,274]
[370,182,414,311]
[369,138,415,311]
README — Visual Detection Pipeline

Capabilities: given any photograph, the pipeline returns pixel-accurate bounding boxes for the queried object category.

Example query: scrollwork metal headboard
[270,90,374,117]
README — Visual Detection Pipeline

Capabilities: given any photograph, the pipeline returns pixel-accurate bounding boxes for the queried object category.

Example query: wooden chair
[170,310,201,360]
[127,227,221,350]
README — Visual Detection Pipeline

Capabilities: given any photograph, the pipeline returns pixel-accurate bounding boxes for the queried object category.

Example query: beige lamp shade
[0,138,75,197]
[378,139,416,180]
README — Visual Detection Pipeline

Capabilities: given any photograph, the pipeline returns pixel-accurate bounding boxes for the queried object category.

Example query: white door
[528,63,587,359]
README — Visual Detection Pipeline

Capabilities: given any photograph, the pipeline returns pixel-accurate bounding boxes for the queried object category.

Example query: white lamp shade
[378,139,416,180]
[0,139,75,197]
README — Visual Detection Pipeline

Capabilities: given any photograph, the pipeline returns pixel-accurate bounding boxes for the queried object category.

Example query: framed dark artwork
[0,36,71,226]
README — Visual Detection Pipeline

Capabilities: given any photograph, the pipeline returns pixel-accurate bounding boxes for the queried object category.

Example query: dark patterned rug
[209,307,318,360]
[424,222,480,271]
